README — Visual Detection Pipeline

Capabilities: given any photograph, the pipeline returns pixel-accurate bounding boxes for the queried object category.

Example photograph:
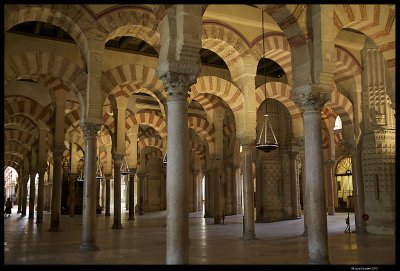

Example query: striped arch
[102,64,165,103]
[322,129,330,150]
[5,141,31,157]
[191,94,221,113]
[255,82,302,120]
[5,51,87,95]
[332,5,395,65]
[188,116,215,147]
[125,112,167,139]
[326,90,354,127]
[4,96,53,127]
[5,129,38,146]
[64,110,81,132]
[138,137,163,152]
[5,152,25,162]
[251,33,292,77]
[201,22,249,79]
[189,76,243,112]
[65,100,80,112]
[335,45,361,83]
[334,131,344,145]
[5,139,33,154]
[258,4,310,86]
[5,115,37,132]
[96,5,160,52]
[65,126,84,148]
[4,4,92,65]
[190,140,206,159]
[145,148,163,163]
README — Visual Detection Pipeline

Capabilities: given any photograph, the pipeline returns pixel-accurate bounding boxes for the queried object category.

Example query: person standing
[4,197,12,217]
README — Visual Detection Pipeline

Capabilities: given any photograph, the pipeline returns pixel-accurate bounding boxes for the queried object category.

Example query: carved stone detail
[82,123,101,139]
[159,71,197,100]
[294,92,329,113]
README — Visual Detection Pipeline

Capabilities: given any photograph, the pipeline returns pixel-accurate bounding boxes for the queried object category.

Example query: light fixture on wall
[162,151,167,165]
[256,10,278,153]
[120,156,130,175]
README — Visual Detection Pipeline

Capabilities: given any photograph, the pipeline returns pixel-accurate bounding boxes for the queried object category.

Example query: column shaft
[50,149,63,231]
[80,124,100,251]
[304,110,329,264]
[105,175,111,216]
[36,170,45,223]
[21,176,28,217]
[242,144,256,239]
[351,145,367,232]
[112,154,123,229]
[128,170,136,220]
[28,173,36,219]
[289,152,301,218]
[325,161,335,215]
[69,175,76,217]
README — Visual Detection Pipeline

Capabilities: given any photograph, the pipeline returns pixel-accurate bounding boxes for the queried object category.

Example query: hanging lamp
[256,10,278,153]
[162,151,167,165]
[120,156,130,175]
[96,158,103,180]
[77,169,84,182]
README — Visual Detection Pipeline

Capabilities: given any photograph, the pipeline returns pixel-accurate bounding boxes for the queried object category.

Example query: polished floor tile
[3,206,395,265]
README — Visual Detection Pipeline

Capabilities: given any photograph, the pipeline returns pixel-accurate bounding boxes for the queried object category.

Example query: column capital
[53,145,64,156]
[104,173,112,179]
[112,153,125,166]
[293,90,330,113]
[159,71,198,100]
[82,122,101,139]
[129,168,137,176]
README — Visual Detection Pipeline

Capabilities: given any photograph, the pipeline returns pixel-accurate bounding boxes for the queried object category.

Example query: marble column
[28,173,36,219]
[96,176,102,212]
[241,142,256,240]
[297,139,307,236]
[204,165,214,218]
[104,174,111,216]
[50,146,63,232]
[128,169,136,220]
[289,151,301,219]
[112,153,124,229]
[159,72,198,264]
[80,123,100,251]
[255,160,263,222]
[69,173,77,217]
[325,160,335,216]
[36,168,45,223]
[295,91,330,264]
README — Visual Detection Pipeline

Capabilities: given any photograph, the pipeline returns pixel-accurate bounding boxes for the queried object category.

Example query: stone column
[80,123,100,251]
[96,176,102,212]
[50,146,63,231]
[21,172,28,217]
[203,169,211,217]
[255,160,263,222]
[112,153,124,229]
[225,164,233,215]
[213,157,222,224]
[295,91,330,264]
[128,168,136,220]
[137,172,145,215]
[158,72,198,264]
[325,160,335,216]
[241,141,256,240]
[289,151,301,219]
[192,168,199,212]
[28,173,36,219]
[36,168,46,223]
[104,174,111,216]
[344,141,367,233]
[69,173,77,217]
[17,179,22,213]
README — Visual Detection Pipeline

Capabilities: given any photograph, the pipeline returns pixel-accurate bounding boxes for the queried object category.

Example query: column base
[308,257,330,264]
[79,242,100,251]
[49,227,61,232]
[242,233,257,240]
[111,223,123,229]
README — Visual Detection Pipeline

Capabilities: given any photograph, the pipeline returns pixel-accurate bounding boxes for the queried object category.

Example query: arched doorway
[335,156,354,212]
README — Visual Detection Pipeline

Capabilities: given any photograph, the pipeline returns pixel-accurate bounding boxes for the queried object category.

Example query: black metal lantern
[256,10,278,153]
[120,156,130,175]
[162,151,167,165]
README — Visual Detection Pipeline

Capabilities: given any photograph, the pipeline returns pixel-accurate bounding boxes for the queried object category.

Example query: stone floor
[3,205,396,266]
